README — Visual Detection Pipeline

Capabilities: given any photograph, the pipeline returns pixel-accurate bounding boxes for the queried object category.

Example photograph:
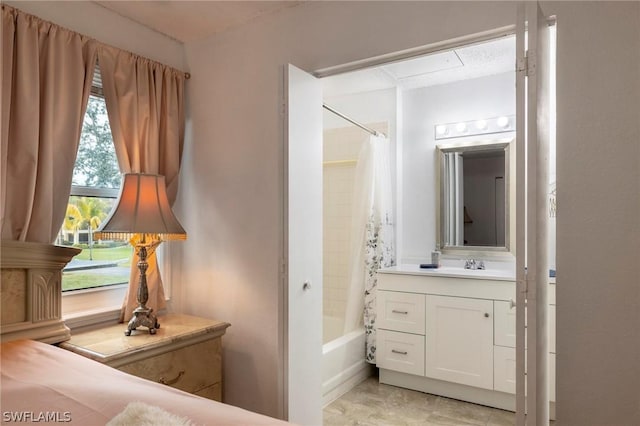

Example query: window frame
[62,64,127,324]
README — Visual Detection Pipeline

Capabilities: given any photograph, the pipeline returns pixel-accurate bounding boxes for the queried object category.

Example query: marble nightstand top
[60,314,230,367]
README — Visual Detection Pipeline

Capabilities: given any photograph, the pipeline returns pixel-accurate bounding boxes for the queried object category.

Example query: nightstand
[60,314,230,401]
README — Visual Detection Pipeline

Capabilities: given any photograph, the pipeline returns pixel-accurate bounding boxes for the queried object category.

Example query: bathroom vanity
[375,264,556,413]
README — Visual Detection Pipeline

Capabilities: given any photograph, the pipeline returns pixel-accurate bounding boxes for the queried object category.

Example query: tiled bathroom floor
[323,376,517,426]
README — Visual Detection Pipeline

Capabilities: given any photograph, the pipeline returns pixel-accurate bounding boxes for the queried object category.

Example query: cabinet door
[549,353,556,402]
[494,346,516,394]
[495,300,517,348]
[425,295,494,390]
[494,348,556,401]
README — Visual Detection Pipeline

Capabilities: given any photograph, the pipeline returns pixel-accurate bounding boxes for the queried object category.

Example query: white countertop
[379,264,556,284]
[379,264,517,281]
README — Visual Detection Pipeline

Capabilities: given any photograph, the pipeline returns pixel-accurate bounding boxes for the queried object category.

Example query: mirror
[437,139,512,254]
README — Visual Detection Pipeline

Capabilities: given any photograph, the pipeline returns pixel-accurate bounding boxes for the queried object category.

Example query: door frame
[281,13,554,423]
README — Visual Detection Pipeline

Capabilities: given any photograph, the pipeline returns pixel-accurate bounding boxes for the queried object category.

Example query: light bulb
[455,122,467,133]
[436,125,448,136]
[475,119,488,130]
[497,116,510,128]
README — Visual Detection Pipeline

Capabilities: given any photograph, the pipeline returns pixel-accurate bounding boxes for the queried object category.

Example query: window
[59,67,131,294]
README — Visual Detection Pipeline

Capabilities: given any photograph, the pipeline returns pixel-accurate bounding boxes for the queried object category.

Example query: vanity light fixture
[436,124,449,136]
[434,115,515,140]
[497,116,510,129]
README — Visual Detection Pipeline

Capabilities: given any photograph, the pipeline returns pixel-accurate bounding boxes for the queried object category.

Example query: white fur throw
[107,401,194,426]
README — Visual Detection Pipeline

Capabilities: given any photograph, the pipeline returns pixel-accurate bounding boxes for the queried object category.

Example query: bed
[0,241,290,425]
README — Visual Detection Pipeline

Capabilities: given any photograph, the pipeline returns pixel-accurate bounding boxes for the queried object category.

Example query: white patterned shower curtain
[343,134,395,363]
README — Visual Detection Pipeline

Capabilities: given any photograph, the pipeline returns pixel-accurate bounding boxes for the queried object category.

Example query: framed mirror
[436,139,513,255]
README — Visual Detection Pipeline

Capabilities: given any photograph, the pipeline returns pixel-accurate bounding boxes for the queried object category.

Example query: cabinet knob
[484,313,490,318]
[302,281,311,290]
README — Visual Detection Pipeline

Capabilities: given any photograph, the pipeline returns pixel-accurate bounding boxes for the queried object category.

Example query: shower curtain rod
[323,103,386,138]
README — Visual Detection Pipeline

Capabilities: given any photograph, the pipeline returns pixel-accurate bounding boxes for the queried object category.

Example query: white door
[283,64,323,425]
[425,295,494,390]
[515,2,551,425]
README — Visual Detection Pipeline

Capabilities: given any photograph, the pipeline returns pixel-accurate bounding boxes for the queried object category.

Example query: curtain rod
[323,103,385,138]
[3,4,190,80]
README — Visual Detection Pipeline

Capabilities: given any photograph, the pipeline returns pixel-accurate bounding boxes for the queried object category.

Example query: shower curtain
[343,134,395,363]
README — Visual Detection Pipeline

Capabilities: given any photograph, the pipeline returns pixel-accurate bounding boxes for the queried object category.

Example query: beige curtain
[1,5,97,243]
[97,45,185,322]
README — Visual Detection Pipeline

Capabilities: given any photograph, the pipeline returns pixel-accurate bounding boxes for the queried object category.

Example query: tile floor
[323,376,516,426]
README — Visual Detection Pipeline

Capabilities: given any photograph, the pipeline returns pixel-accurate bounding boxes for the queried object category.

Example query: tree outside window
[59,94,131,292]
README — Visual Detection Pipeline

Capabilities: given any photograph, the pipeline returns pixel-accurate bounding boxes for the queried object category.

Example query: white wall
[177,1,639,423]
[401,72,515,263]
[323,89,397,131]
[5,1,186,70]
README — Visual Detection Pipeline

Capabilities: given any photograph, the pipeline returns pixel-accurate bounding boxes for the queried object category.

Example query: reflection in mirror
[438,140,511,253]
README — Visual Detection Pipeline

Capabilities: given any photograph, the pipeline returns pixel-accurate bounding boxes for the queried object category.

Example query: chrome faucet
[464,259,485,270]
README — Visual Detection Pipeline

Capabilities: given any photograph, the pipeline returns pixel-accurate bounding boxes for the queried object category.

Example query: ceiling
[322,35,516,98]
[93,1,515,97]
[94,1,303,43]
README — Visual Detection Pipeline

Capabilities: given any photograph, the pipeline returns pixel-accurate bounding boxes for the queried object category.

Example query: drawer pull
[159,370,185,386]
[391,349,408,355]
[391,309,408,315]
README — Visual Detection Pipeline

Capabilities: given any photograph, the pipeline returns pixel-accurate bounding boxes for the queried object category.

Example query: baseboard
[322,362,373,407]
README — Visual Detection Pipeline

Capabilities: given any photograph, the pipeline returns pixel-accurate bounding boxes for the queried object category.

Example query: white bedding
[0,340,290,426]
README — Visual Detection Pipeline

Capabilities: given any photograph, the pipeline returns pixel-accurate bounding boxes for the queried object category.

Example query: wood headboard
[1,240,80,344]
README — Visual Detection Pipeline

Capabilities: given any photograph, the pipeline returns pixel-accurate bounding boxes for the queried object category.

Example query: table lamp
[94,173,186,336]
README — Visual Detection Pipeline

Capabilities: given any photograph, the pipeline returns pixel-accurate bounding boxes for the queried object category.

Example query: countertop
[380,264,556,284]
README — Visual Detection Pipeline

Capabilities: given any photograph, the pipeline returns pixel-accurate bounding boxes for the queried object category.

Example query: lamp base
[124,307,160,336]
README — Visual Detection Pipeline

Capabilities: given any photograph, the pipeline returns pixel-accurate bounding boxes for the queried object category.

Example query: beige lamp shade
[94,173,186,241]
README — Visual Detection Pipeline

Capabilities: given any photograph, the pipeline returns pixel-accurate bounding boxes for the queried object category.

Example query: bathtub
[322,315,372,406]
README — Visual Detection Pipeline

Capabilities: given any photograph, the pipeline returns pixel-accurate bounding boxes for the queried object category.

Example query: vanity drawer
[494,301,556,353]
[377,329,425,376]
[118,338,222,396]
[377,290,426,335]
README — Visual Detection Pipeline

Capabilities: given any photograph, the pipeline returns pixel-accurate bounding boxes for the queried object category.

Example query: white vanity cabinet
[376,266,518,411]
[375,266,557,413]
